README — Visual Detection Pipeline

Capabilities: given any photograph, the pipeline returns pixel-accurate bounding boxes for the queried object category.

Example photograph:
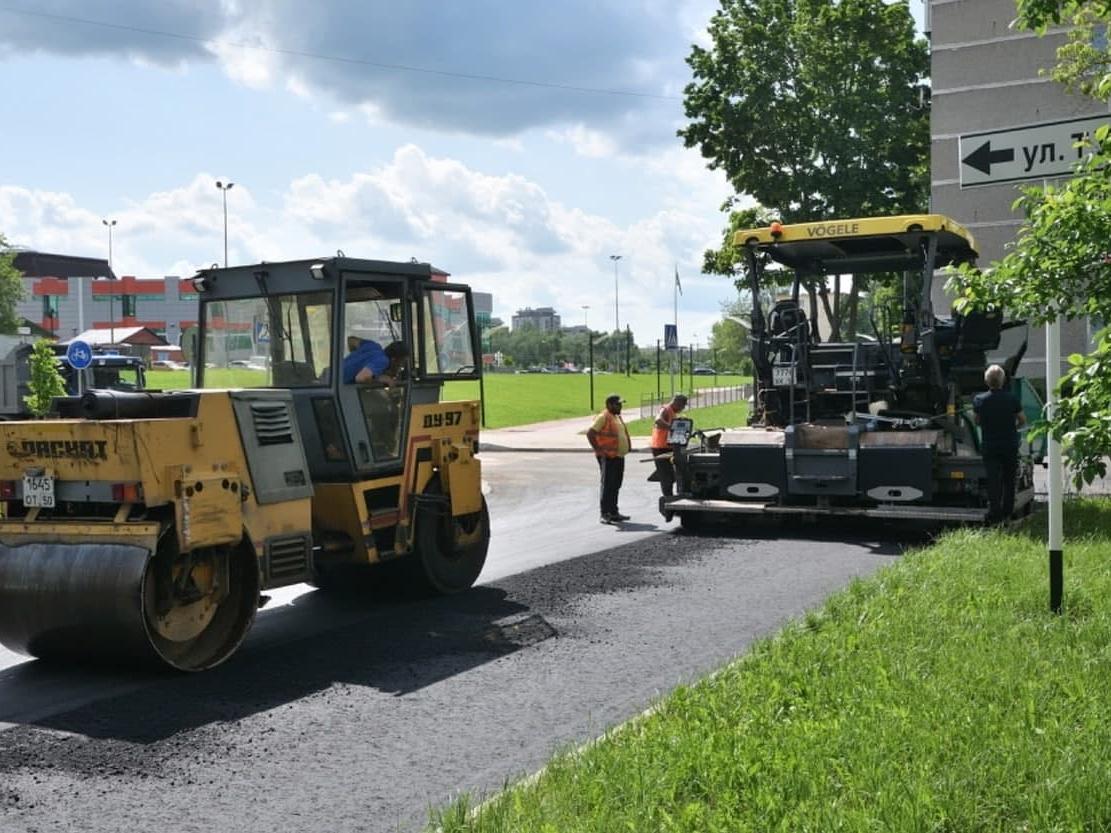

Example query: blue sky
[0,1,925,346]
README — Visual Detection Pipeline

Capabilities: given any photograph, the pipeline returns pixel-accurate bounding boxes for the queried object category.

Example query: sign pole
[1047,315,1064,614]
[674,264,679,396]
[656,339,661,399]
[588,332,595,413]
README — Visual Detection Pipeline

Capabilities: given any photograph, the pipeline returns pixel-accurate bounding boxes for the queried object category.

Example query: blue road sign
[66,340,93,370]
[664,324,678,351]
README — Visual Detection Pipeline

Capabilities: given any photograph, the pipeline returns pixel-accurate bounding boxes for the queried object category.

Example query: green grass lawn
[444,373,750,429]
[623,399,750,436]
[432,499,1111,833]
[143,369,749,431]
[147,368,264,389]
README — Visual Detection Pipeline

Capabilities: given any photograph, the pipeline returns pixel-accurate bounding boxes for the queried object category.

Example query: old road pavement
[0,416,918,833]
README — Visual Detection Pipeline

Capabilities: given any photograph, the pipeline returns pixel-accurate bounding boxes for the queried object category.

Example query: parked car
[692,366,717,376]
[151,360,187,370]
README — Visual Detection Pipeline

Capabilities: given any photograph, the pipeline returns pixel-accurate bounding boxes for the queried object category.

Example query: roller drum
[0,542,258,671]
[0,543,153,662]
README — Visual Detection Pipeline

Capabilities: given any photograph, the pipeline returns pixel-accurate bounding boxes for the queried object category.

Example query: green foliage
[949,136,1111,326]
[434,499,1111,833]
[1016,0,1111,28]
[24,339,66,417]
[709,316,750,374]
[680,0,930,222]
[948,2,1111,487]
[1047,332,1111,487]
[486,326,641,373]
[945,9,1111,486]
[701,204,781,278]
[1043,6,1111,98]
[0,233,27,335]
[683,1,928,345]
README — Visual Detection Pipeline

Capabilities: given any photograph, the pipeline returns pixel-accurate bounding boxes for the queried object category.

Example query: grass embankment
[433,499,1111,832]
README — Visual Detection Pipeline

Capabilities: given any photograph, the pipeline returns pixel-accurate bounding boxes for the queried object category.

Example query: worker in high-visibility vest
[587,393,632,524]
[649,394,687,497]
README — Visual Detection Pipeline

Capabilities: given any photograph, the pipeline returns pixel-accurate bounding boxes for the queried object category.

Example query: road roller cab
[0,257,489,671]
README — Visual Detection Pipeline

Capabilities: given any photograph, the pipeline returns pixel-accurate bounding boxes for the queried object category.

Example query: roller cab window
[417,286,480,381]
[198,291,334,387]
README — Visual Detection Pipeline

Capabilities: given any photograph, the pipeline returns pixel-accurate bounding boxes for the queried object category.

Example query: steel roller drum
[0,543,257,670]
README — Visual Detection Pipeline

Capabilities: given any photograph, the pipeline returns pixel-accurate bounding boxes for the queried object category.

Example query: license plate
[23,474,55,508]
[772,366,795,386]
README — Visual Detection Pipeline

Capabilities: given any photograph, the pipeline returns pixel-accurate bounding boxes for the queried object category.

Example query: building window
[42,296,60,319]
[120,296,137,317]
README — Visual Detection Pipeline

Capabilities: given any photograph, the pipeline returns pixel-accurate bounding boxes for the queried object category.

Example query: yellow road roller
[0,257,489,670]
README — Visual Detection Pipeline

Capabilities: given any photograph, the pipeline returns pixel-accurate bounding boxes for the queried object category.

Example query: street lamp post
[215,180,235,268]
[582,304,589,330]
[609,255,622,332]
[609,255,621,372]
[102,219,117,345]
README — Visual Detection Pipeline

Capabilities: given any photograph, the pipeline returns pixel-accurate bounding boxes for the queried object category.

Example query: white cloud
[206,27,278,89]
[546,126,620,159]
[0,1,711,147]
[3,142,736,343]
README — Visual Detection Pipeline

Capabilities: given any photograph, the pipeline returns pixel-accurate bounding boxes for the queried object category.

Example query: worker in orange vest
[587,393,632,524]
[650,394,687,498]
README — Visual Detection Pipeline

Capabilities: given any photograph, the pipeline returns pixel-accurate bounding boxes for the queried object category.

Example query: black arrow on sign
[962,140,1015,175]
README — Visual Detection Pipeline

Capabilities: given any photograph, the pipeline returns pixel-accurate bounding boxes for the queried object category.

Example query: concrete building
[511,306,561,332]
[929,0,1099,374]
[473,291,493,329]
[16,274,198,346]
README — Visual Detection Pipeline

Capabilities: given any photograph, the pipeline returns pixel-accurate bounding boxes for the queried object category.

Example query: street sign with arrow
[959,114,1110,188]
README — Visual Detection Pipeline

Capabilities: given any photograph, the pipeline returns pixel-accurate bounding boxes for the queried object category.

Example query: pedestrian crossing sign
[664,324,678,350]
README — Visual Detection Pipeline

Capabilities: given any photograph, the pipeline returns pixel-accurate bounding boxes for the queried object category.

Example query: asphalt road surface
[0,451,917,833]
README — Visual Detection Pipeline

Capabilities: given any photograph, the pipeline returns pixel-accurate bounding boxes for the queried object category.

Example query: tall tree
[949,0,1111,486]
[24,339,66,417]
[681,0,929,340]
[0,234,26,335]
[710,299,752,373]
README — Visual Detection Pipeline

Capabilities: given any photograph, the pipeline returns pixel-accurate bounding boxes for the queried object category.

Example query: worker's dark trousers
[983,450,1018,521]
[597,455,625,517]
[651,447,675,496]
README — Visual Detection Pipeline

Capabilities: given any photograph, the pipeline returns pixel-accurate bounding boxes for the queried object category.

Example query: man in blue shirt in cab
[342,332,409,385]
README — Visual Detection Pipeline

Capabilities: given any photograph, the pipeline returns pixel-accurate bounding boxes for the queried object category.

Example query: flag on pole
[675,266,683,296]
